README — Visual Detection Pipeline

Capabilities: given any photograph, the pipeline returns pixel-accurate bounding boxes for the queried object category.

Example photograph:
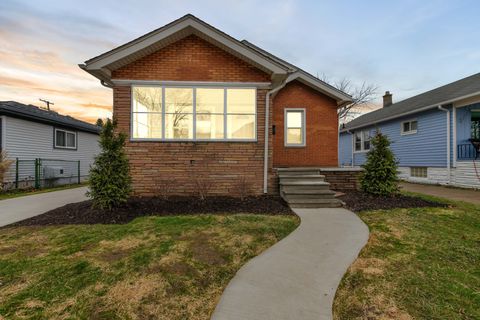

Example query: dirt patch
[349,257,387,275]
[0,246,16,255]
[6,196,293,227]
[339,191,446,212]
[190,233,226,266]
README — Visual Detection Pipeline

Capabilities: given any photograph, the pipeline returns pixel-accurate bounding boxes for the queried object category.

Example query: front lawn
[0,214,299,319]
[334,196,480,320]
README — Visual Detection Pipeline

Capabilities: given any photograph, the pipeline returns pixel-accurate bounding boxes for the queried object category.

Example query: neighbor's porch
[455,103,480,161]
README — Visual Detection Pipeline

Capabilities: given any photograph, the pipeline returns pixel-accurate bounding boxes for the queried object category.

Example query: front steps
[278,168,343,208]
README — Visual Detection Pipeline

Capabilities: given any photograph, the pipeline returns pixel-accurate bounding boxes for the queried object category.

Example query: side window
[401,120,418,135]
[363,131,371,150]
[55,129,77,149]
[285,109,305,146]
[354,132,362,151]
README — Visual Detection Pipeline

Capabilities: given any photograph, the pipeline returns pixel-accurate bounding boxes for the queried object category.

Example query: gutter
[438,106,451,184]
[263,78,289,193]
[341,90,480,133]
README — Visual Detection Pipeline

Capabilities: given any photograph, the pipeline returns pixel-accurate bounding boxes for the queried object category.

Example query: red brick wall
[112,35,270,82]
[272,81,339,167]
[111,35,276,196]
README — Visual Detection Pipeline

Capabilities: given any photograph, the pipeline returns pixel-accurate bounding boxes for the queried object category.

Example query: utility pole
[39,98,54,110]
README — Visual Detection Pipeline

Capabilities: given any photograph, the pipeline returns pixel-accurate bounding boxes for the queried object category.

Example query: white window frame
[401,119,418,135]
[284,108,306,147]
[410,166,427,178]
[130,84,257,142]
[54,128,77,150]
[353,129,371,153]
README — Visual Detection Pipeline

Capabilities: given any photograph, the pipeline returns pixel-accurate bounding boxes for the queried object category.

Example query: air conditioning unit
[43,166,66,179]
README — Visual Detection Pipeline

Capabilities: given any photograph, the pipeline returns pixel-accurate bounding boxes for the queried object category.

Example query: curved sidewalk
[212,207,369,320]
[0,187,88,227]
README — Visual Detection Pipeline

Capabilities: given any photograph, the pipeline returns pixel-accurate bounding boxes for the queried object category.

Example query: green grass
[0,214,299,319]
[0,183,86,201]
[334,195,480,320]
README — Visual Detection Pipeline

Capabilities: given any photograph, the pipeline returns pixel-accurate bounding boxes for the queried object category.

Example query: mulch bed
[338,191,448,212]
[8,196,294,227]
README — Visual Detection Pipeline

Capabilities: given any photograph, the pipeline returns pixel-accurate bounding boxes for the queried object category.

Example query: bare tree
[319,74,378,122]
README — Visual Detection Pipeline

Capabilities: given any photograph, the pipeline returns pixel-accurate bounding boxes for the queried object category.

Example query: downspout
[346,129,354,167]
[438,106,451,184]
[263,78,290,193]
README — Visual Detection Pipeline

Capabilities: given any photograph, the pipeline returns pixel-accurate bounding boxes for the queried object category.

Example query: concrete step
[279,176,326,184]
[281,189,336,195]
[279,180,330,186]
[282,193,337,201]
[278,174,325,179]
[281,185,331,193]
[287,198,343,205]
[276,168,321,176]
[290,202,344,208]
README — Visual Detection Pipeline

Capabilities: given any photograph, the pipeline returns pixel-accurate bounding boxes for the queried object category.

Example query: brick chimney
[383,91,393,107]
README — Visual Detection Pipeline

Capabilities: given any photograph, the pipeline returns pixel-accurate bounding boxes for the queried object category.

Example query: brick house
[81,15,354,206]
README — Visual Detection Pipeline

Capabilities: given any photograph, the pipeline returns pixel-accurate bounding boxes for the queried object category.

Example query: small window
[363,131,371,150]
[354,132,362,151]
[401,120,418,135]
[285,109,305,146]
[411,167,427,178]
[55,129,76,149]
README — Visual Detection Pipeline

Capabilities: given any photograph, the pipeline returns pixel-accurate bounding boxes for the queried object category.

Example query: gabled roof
[79,14,352,103]
[241,40,352,103]
[342,72,480,132]
[0,101,101,134]
[80,14,289,85]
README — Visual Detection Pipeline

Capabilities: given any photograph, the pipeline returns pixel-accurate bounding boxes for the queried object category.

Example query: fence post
[15,158,19,189]
[34,158,41,189]
[77,161,81,184]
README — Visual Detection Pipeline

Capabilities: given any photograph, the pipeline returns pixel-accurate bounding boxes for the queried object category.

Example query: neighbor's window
[401,120,418,135]
[354,130,371,152]
[132,86,256,141]
[471,110,480,139]
[55,129,76,149]
[411,167,427,178]
[285,109,305,146]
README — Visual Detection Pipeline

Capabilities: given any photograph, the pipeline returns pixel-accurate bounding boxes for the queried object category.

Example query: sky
[1,0,479,123]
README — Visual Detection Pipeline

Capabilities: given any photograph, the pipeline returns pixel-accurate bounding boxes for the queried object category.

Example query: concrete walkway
[0,187,88,227]
[211,208,369,320]
[400,182,480,205]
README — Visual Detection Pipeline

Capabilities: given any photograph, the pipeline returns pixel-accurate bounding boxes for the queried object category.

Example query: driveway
[212,207,369,320]
[0,187,88,227]
[400,182,480,205]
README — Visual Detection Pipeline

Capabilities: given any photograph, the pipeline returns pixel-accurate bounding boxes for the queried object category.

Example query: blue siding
[338,133,352,166]
[339,107,450,167]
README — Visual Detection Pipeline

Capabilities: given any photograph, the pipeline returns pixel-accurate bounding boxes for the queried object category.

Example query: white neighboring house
[0,101,101,189]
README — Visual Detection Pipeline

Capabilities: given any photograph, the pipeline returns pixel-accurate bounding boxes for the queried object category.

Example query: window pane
[56,130,66,147]
[132,113,162,138]
[287,111,303,128]
[165,88,193,113]
[227,89,255,114]
[411,121,417,131]
[287,128,302,144]
[354,132,362,151]
[133,87,162,112]
[403,122,410,132]
[227,114,255,139]
[196,88,224,114]
[196,114,224,139]
[66,132,76,148]
[165,113,193,139]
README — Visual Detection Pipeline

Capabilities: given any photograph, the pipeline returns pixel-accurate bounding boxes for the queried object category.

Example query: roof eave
[287,72,353,103]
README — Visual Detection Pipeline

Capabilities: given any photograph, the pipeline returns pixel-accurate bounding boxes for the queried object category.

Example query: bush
[0,151,14,191]
[360,131,399,196]
[88,119,132,209]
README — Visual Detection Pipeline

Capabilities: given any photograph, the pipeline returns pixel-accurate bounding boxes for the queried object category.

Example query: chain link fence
[3,158,81,191]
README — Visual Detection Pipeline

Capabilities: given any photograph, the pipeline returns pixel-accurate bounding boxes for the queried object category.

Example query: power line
[39,98,54,110]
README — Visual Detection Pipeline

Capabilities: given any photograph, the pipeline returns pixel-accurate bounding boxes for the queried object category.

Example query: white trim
[341,90,480,132]
[284,108,306,147]
[438,106,451,183]
[83,16,288,74]
[400,119,418,135]
[130,85,257,142]
[0,116,5,151]
[54,128,77,149]
[453,106,457,167]
[112,79,272,88]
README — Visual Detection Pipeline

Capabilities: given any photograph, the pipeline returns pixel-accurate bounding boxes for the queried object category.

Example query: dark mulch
[8,196,294,227]
[338,191,448,212]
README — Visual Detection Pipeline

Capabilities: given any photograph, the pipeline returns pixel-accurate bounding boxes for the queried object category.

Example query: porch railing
[457,143,478,160]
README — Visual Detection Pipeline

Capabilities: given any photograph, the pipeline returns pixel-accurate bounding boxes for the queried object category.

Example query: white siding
[452,161,480,189]
[398,164,480,189]
[3,116,99,183]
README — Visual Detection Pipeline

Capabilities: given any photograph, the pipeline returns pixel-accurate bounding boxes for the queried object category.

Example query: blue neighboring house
[339,73,480,189]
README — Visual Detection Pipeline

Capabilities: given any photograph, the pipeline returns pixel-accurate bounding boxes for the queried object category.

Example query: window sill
[353,150,369,153]
[401,131,417,136]
[129,138,258,143]
[284,144,306,148]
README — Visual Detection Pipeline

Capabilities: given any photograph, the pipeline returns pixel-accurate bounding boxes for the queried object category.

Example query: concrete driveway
[0,186,88,227]
[212,207,369,320]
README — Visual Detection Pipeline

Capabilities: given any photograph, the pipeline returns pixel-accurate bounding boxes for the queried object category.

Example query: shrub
[0,151,14,190]
[360,131,399,196]
[88,119,132,209]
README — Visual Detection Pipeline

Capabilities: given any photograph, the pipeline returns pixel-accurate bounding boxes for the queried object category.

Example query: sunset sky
[1,0,479,123]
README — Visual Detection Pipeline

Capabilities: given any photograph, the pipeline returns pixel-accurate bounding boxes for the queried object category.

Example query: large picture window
[132,86,256,141]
